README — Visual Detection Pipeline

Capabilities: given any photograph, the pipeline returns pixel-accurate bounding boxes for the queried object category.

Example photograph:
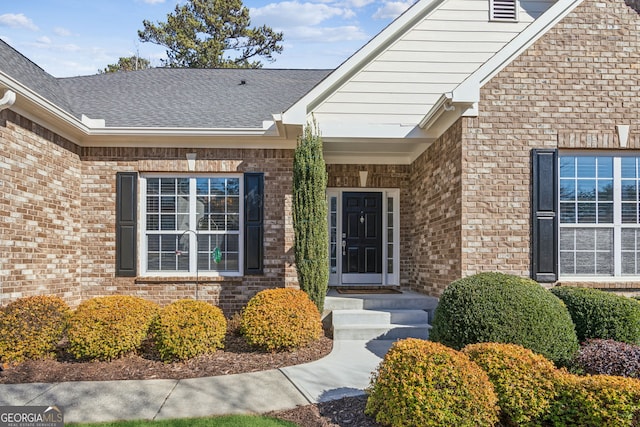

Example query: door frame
[327,188,400,286]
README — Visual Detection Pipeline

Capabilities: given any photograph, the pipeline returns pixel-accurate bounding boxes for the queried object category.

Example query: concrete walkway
[0,339,394,423]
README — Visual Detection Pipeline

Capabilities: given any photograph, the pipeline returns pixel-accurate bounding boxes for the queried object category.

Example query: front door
[342,192,383,284]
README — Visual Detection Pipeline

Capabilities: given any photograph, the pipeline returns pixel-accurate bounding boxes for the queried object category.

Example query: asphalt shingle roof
[0,40,331,129]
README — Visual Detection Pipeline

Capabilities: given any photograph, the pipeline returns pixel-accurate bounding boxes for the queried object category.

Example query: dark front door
[342,192,383,284]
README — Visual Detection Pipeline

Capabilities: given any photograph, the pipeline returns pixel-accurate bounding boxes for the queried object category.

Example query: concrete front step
[332,309,430,326]
[325,289,438,342]
[333,323,432,340]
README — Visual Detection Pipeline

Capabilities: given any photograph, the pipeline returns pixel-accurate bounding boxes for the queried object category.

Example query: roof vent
[490,0,518,21]
[239,79,246,85]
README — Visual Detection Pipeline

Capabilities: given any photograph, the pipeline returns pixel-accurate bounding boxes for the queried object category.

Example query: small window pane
[560,203,576,223]
[622,181,637,201]
[577,180,596,201]
[622,229,637,250]
[210,179,226,196]
[227,197,240,214]
[622,252,636,275]
[577,157,596,177]
[597,157,613,178]
[596,252,613,275]
[577,203,596,223]
[575,252,595,274]
[148,235,160,251]
[560,179,576,201]
[147,198,159,212]
[575,229,595,251]
[596,228,613,250]
[622,203,638,224]
[196,178,209,194]
[560,252,575,275]
[598,204,613,223]
[160,215,176,230]
[560,229,575,249]
[227,179,240,196]
[147,179,160,195]
[161,178,176,194]
[598,180,613,201]
[560,157,576,178]
[622,157,637,178]
[161,197,176,212]
[147,215,159,230]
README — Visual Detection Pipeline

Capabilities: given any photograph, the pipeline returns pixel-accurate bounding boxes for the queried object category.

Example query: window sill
[135,276,243,284]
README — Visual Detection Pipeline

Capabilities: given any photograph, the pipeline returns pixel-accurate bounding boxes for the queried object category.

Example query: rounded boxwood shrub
[0,296,70,363]
[67,295,159,361]
[365,338,499,427]
[549,372,640,427]
[240,288,322,351]
[152,299,227,362]
[463,342,557,426]
[550,286,640,344]
[572,339,640,378]
[430,272,578,364]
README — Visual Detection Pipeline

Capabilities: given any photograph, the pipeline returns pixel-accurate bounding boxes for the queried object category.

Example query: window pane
[227,179,240,196]
[575,229,595,251]
[210,179,226,196]
[148,235,160,251]
[160,215,176,230]
[622,181,637,201]
[147,178,160,195]
[622,157,637,178]
[622,252,636,275]
[160,178,175,194]
[560,252,575,275]
[560,156,576,178]
[560,203,576,223]
[598,180,613,201]
[575,252,595,274]
[596,228,612,250]
[147,215,159,230]
[596,252,613,275]
[560,179,575,201]
[577,203,596,223]
[597,157,613,178]
[147,197,159,212]
[577,180,596,201]
[598,204,613,223]
[577,157,596,177]
[622,203,638,224]
[560,228,575,249]
[227,197,240,214]
[161,197,176,212]
[196,178,209,195]
[177,178,189,195]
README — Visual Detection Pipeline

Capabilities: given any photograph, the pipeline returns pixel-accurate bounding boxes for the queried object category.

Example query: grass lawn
[68,414,298,427]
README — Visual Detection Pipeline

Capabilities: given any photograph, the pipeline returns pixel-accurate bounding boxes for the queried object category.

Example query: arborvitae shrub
[240,288,322,351]
[152,299,226,362]
[551,286,640,344]
[0,296,70,363]
[572,339,640,378]
[463,342,557,426]
[430,272,578,364]
[548,372,640,426]
[67,296,158,361]
[365,339,499,427]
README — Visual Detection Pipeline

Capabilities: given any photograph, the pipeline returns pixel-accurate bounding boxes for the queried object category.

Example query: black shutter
[531,149,558,282]
[244,173,264,274]
[116,172,138,277]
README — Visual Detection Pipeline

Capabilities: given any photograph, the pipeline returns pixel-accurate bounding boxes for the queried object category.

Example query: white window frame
[327,188,400,286]
[559,153,640,280]
[140,174,244,277]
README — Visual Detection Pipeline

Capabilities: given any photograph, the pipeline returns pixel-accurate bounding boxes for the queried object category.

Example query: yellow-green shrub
[463,342,557,426]
[0,296,70,363]
[240,288,322,351]
[365,339,499,427]
[67,296,158,361]
[152,299,226,362]
[547,372,640,426]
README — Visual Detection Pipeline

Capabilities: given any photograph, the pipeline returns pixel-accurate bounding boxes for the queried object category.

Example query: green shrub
[547,372,640,426]
[240,288,322,351]
[67,296,159,361]
[0,296,70,363]
[463,342,557,426]
[365,339,499,427]
[152,299,227,362]
[430,272,578,364]
[551,287,640,344]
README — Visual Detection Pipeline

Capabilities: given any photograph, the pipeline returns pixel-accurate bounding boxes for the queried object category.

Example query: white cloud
[251,1,354,28]
[37,36,52,44]
[53,27,73,37]
[0,13,39,31]
[286,25,368,42]
[372,1,414,19]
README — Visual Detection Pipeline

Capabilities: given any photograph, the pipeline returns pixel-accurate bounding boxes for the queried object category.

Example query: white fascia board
[281,0,446,126]
[453,0,584,103]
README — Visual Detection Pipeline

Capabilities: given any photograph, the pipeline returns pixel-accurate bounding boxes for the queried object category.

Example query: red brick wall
[461,0,640,287]
[0,111,83,306]
[407,120,463,296]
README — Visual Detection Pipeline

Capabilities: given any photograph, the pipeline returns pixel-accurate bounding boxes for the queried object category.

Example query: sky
[0,0,415,77]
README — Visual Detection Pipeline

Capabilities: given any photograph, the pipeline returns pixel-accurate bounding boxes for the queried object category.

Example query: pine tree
[293,120,329,312]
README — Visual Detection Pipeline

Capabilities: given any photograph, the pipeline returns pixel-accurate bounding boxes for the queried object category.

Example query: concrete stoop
[324,289,438,341]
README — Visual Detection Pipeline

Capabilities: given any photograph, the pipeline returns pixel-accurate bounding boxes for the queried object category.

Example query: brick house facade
[2,0,640,311]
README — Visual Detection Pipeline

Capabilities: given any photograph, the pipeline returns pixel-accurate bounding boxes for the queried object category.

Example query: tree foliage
[293,120,329,312]
[138,0,283,68]
[100,56,151,74]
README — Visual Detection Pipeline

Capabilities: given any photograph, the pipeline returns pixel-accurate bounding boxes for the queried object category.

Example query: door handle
[342,240,346,256]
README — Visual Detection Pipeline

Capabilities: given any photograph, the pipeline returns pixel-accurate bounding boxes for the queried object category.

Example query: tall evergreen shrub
[293,119,329,312]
